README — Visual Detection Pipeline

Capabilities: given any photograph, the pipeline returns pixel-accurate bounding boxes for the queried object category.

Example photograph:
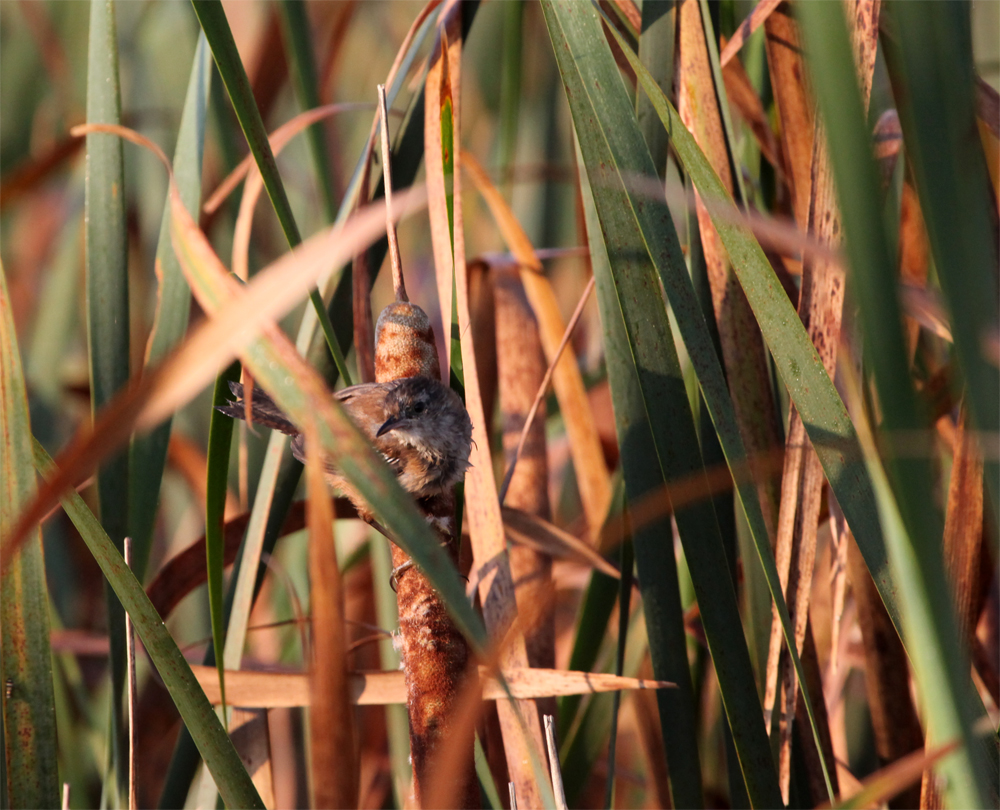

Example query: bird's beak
[376,416,402,437]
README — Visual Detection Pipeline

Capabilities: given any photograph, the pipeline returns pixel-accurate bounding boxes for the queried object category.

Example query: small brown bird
[217,376,473,505]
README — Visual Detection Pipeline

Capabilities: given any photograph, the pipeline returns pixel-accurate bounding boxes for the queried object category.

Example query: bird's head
[375,376,472,460]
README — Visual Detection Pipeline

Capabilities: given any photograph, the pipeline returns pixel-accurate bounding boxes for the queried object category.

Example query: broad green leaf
[85,0,129,792]
[576,155,704,808]
[278,0,337,223]
[128,33,211,581]
[205,360,241,720]
[190,0,301,245]
[635,0,674,173]
[1,268,59,810]
[497,0,524,197]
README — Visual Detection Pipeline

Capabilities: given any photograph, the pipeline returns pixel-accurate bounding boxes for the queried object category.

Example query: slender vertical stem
[378,83,407,301]
[544,715,567,810]
[124,536,137,810]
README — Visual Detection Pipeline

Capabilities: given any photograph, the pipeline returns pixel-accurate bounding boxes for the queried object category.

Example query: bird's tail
[215,381,298,435]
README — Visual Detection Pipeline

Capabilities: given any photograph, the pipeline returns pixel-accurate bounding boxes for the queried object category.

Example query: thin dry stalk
[378,84,407,303]
[344,0,446,376]
[544,715,567,810]
[353,149,377,383]
[124,536,137,810]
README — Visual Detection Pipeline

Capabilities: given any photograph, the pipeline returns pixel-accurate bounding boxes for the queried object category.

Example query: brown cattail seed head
[375,301,441,382]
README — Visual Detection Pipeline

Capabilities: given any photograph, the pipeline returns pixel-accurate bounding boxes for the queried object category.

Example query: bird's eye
[413,401,427,415]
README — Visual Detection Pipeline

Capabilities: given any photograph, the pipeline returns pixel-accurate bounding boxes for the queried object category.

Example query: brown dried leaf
[720,38,786,176]
[190,665,672,707]
[764,3,815,230]
[303,419,358,808]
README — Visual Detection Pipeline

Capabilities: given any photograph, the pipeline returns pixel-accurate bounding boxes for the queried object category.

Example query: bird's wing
[334,383,391,441]
[216,382,298,435]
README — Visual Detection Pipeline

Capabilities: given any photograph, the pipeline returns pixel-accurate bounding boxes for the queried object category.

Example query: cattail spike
[374,302,441,383]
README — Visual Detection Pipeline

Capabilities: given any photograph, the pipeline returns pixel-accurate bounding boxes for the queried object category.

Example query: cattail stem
[378,84,407,302]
